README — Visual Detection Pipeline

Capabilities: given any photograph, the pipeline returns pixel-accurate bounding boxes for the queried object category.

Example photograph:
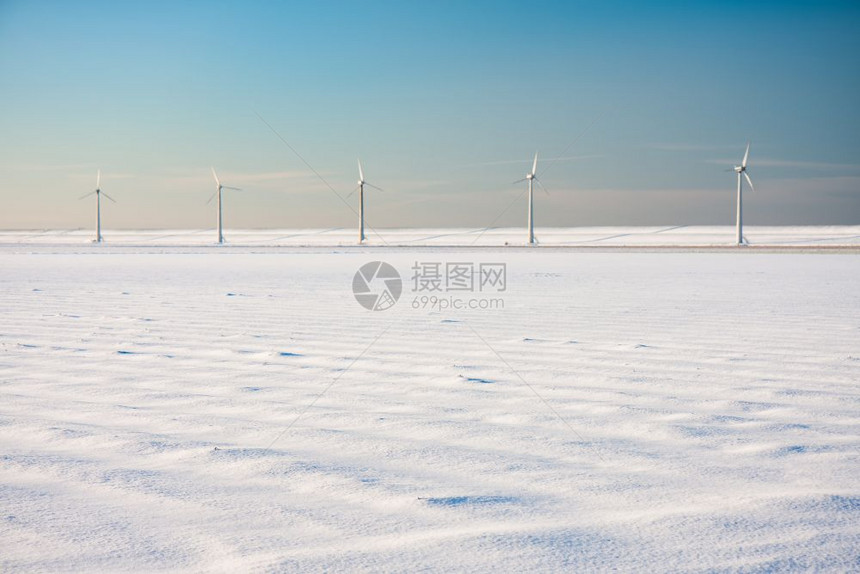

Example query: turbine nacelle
[730,142,755,192]
[528,152,538,180]
[513,152,547,195]
[207,168,241,205]
[350,159,382,197]
[78,169,115,203]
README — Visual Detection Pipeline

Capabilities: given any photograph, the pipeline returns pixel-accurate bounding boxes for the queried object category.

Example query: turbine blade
[366,182,384,192]
[211,167,220,187]
[102,192,117,203]
[96,169,101,189]
[358,159,364,182]
[222,186,242,191]
[78,191,97,200]
[742,142,750,168]
[206,191,217,205]
[532,152,538,176]
[744,172,755,192]
[512,178,527,185]
[536,179,549,196]
[346,185,360,199]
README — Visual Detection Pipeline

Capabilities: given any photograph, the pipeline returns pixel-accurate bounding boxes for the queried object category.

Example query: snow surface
[1,240,859,571]
[1,225,860,248]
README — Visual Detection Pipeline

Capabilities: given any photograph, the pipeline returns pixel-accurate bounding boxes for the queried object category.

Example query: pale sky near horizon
[1,1,859,230]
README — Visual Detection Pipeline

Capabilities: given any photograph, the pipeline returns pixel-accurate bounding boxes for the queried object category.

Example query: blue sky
[1,1,858,229]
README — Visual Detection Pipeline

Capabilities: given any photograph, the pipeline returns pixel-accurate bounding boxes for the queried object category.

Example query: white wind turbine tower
[513,152,548,245]
[348,159,383,243]
[731,142,755,245]
[78,169,115,243]
[208,167,241,244]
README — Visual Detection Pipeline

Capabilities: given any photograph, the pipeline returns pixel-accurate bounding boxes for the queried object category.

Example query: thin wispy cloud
[705,158,860,170]
[519,185,731,196]
[761,175,860,196]
[0,162,96,172]
[165,170,320,187]
[69,171,137,182]
[375,178,453,191]
[647,143,740,152]
[463,155,603,168]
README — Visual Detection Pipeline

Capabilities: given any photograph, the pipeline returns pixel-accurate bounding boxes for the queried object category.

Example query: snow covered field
[1,225,860,248]
[1,239,859,571]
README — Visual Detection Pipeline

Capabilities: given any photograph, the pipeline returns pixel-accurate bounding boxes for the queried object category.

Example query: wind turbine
[208,167,241,244]
[513,152,547,245]
[348,159,383,243]
[78,169,115,243]
[731,142,755,245]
